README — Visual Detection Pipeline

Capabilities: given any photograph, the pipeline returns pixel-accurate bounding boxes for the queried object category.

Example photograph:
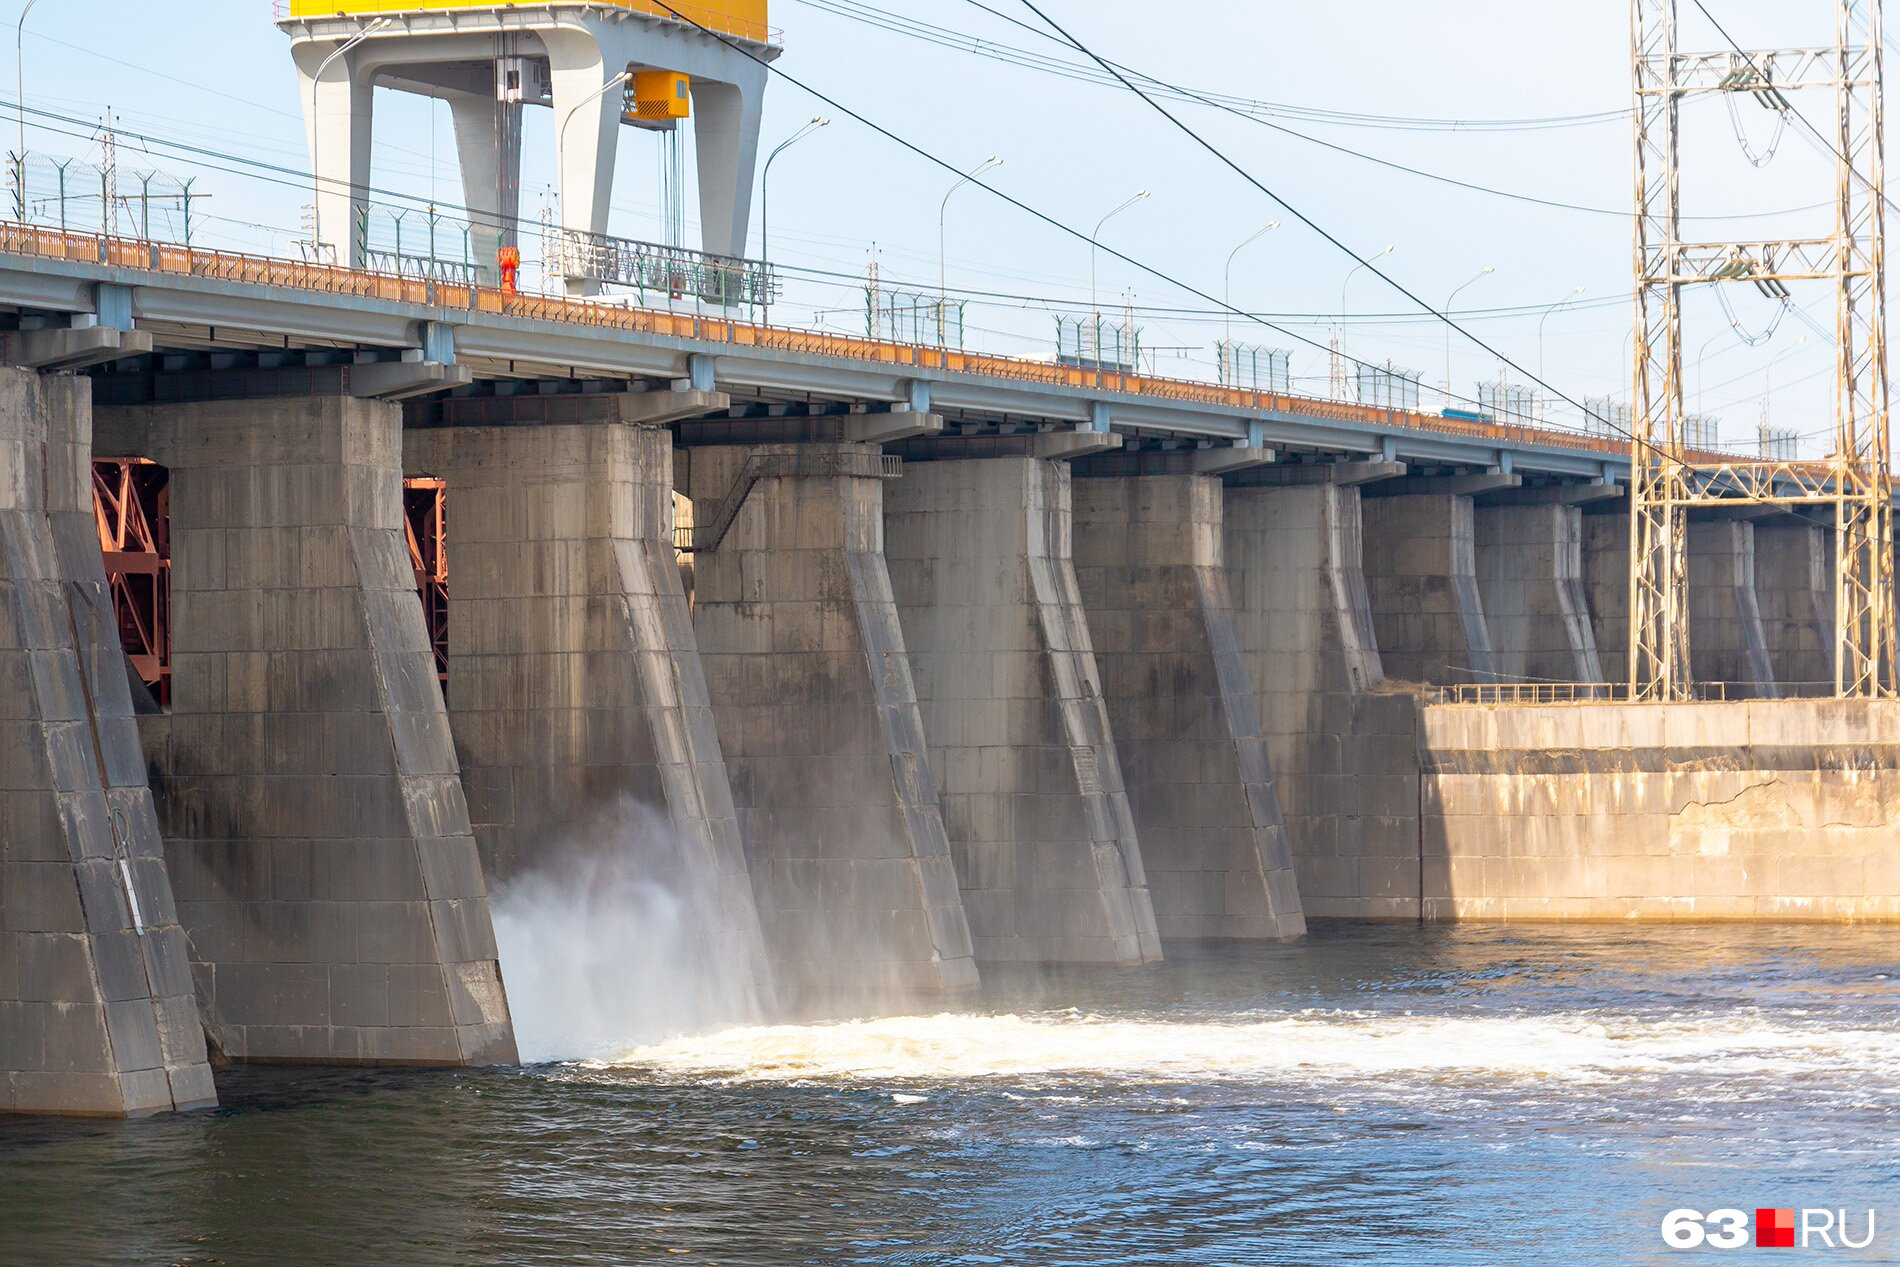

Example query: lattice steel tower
[1630,0,1896,699]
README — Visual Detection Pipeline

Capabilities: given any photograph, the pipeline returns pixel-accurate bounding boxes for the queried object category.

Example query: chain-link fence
[1356,360,1422,409]
[870,288,963,347]
[1217,341,1291,393]
[5,152,202,243]
[1056,315,1141,372]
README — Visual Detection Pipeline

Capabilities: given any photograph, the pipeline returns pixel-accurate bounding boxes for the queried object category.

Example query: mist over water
[490,802,762,1062]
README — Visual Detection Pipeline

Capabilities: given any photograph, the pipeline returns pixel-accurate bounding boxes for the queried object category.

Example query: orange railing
[0,219,1639,462]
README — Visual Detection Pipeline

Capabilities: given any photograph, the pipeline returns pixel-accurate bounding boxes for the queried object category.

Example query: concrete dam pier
[0,278,1894,1119]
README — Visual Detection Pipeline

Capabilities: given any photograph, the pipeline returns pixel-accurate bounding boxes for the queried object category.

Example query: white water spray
[491,802,762,1063]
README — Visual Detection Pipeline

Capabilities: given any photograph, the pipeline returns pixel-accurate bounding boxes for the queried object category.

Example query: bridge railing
[0,217,1645,464]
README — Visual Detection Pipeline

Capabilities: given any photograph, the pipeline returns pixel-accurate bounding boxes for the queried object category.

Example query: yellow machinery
[283,0,771,45]
[628,70,691,125]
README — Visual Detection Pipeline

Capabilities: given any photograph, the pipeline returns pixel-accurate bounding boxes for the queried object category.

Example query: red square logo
[1757,1208,1796,1248]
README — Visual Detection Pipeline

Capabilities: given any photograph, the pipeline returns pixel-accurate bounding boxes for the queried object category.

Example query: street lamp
[15,0,39,190]
[1443,266,1494,408]
[1695,327,1732,418]
[1538,285,1588,388]
[761,115,828,266]
[308,16,392,263]
[1337,244,1394,397]
[1090,189,1148,360]
[939,155,1001,347]
[1223,220,1280,361]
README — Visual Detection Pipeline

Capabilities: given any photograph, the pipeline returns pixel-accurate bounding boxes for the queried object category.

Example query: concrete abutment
[1224,482,1421,920]
[684,443,979,1002]
[104,394,516,1067]
[1070,473,1306,941]
[0,368,215,1115]
[884,457,1161,965]
[1475,504,1604,686]
[1361,493,1496,686]
[404,413,769,1007]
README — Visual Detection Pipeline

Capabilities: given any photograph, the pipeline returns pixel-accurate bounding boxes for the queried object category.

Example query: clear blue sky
[10,0,1864,449]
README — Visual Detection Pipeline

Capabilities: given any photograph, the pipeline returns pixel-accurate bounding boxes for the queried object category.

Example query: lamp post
[1443,266,1494,408]
[308,17,391,263]
[550,68,634,285]
[1694,327,1732,419]
[1337,244,1394,399]
[1222,220,1279,367]
[15,0,39,202]
[939,155,1001,347]
[1538,285,1588,387]
[761,115,827,265]
[1090,190,1148,361]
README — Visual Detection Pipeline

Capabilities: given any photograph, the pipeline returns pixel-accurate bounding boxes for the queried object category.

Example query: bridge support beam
[111,395,516,1067]
[403,416,768,1010]
[0,368,214,1116]
[1752,519,1835,693]
[1361,493,1496,685]
[685,443,978,1002]
[1225,483,1421,920]
[1070,474,1305,941]
[1689,520,1777,698]
[884,458,1161,965]
[1474,505,1604,686]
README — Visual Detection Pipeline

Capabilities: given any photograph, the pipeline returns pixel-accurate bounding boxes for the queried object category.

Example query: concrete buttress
[684,443,979,1002]
[0,367,216,1115]
[1360,493,1496,686]
[1224,483,1422,920]
[1474,505,1604,685]
[404,417,768,1004]
[1070,474,1306,941]
[884,457,1161,965]
[1688,520,1777,697]
[107,395,516,1067]
[1752,519,1834,691]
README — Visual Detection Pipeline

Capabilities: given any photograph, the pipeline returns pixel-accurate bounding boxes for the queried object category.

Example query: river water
[4,924,1897,1265]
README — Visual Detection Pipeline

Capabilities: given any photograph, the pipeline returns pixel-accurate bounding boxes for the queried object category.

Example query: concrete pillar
[686,444,978,1001]
[291,40,374,268]
[1581,508,1631,688]
[543,30,622,295]
[115,396,516,1067]
[1475,505,1604,685]
[1689,520,1777,697]
[689,78,765,260]
[403,418,767,1001]
[449,92,523,273]
[1753,520,1834,692]
[1225,483,1421,920]
[1361,494,1496,685]
[884,458,1160,965]
[0,369,215,1116]
[1070,474,1305,941]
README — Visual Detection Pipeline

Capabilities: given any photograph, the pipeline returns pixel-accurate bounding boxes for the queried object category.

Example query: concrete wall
[405,419,767,1000]
[1071,474,1305,941]
[0,369,215,1116]
[1688,520,1777,697]
[1224,483,1420,920]
[1361,493,1495,685]
[686,443,978,1002]
[1475,505,1603,685]
[110,396,516,1067]
[885,458,1160,964]
[1420,700,1900,919]
[1753,519,1834,692]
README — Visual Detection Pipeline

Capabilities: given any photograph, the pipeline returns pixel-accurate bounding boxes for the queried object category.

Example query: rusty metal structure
[403,477,450,685]
[1630,0,1897,700]
[92,458,170,704]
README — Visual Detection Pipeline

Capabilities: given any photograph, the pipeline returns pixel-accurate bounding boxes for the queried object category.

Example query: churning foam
[597,1011,1900,1086]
